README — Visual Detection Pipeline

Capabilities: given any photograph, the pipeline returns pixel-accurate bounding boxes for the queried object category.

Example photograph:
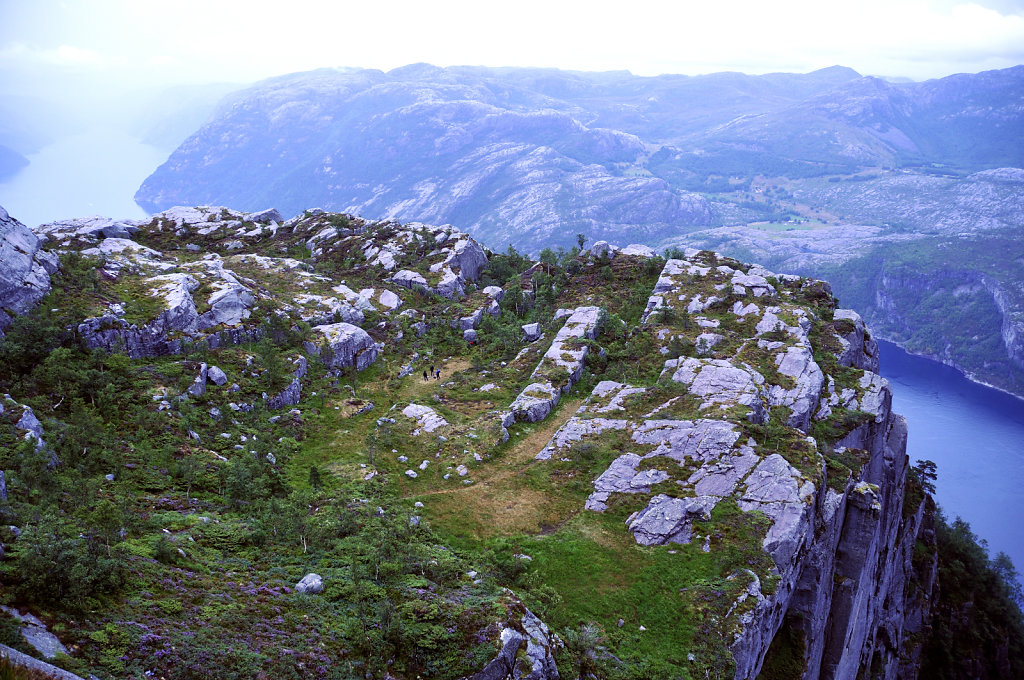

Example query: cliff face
[732,351,938,680]
[869,266,1024,391]
[0,203,943,679]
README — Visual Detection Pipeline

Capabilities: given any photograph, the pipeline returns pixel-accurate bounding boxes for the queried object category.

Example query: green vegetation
[1,215,1020,680]
[920,510,1024,679]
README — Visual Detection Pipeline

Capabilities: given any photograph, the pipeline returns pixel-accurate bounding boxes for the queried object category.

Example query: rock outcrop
[506,306,603,424]
[307,323,377,371]
[0,206,57,335]
[470,601,561,680]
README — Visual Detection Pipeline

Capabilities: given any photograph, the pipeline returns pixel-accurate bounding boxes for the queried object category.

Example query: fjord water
[878,340,1024,571]
[0,128,164,227]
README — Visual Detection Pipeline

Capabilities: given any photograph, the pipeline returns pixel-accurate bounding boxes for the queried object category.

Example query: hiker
[430,364,435,376]
[422,370,428,381]
[435,368,441,380]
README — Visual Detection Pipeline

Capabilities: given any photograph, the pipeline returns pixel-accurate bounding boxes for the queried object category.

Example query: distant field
[747,220,827,232]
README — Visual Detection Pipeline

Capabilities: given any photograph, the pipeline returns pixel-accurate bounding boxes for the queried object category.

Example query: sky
[2,0,1024,95]
[2,0,1024,158]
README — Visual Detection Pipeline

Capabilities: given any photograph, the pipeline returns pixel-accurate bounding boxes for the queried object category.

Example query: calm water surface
[879,340,1024,570]
[0,128,164,227]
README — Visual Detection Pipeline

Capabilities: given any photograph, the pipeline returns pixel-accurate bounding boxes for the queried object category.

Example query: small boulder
[379,289,402,310]
[522,322,542,342]
[391,269,429,290]
[207,365,228,386]
[295,573,323,594]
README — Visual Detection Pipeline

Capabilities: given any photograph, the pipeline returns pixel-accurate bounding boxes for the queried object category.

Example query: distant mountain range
[136,64,1024,248]
[0,145,28,181]
[134,64,880,249]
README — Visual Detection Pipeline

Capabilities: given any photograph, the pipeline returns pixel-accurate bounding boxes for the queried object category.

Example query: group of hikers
[423,365,441,381]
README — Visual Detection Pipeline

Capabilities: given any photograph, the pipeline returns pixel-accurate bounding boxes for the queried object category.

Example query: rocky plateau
[0,200,957,679]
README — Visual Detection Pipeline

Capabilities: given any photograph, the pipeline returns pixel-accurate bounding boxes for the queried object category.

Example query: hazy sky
[3,0,1024,94]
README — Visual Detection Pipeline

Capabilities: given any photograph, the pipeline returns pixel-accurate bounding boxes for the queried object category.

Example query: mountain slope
[136,65,875,250]
[696,66,1024,170]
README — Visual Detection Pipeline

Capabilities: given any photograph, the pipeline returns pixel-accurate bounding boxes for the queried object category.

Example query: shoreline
[876,335,1024,404]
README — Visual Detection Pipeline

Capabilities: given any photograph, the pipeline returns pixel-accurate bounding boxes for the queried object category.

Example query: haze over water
[879,340,1024,571]
[0,128,163,228]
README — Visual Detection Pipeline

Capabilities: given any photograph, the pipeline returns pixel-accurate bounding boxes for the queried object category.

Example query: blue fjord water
[878,340,1024,571]
[0,128,164,228]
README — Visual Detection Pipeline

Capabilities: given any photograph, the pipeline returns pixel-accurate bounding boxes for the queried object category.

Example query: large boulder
[445,238,489,281]
[0,205,56,335]
[590,240,618,259]
[207,365,228,386]
[620,243,656,257]
[434,267,465,299]
[307,322,378,370]
[522,323,542,342]
[198,284,255,328]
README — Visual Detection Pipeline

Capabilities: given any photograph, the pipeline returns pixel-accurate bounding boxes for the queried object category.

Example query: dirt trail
[407,396,583,499]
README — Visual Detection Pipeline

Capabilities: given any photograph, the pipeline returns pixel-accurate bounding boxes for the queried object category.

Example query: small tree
[576,233,587,250]
[562,622,606,678]
[912,459,938,494]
